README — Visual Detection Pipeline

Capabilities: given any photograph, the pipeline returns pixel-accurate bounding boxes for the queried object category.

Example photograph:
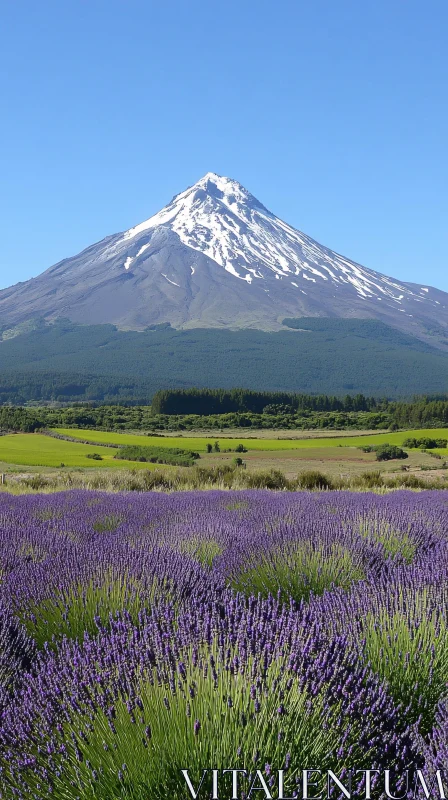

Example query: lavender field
[0,489,448,798]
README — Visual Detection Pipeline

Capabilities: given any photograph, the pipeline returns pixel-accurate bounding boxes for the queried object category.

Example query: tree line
[392,399,448,428]
[1,393,448,434]
[151,388,384,415]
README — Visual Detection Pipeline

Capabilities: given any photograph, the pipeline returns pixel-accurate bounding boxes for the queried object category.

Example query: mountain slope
[2,319,448,399]
[1,172,447,349]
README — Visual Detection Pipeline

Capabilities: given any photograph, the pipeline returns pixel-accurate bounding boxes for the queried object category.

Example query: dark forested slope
[1,318,448,401]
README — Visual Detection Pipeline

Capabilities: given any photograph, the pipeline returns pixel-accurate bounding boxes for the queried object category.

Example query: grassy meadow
[0,427,446,487]
[54,426,448,451]
[202,444,441,478]
[0,434,160,470]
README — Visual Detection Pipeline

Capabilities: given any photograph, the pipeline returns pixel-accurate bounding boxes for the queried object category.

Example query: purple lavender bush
[0,489,446,797]
[0,602,33,710]
[0,601,417,798]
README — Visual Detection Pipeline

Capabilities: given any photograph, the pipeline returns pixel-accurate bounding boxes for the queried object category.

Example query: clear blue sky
[1,0,447,291]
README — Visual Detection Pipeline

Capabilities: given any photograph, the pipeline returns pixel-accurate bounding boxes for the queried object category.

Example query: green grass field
[54,427,448,452]
[0,428,446,472]
[0,435,159,469]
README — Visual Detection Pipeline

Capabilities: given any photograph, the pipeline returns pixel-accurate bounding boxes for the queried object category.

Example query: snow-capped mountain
[1,172,447,347]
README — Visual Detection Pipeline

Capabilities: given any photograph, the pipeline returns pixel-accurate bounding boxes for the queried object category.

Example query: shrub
[21,574,150,648]
[1,618,409,798]
[402,437,418,448]
[296,470,333,490]
[231,541,365,603]
[0,602,34,700]
[359,444,408,461]
[402,437,447,449]
[115,446,200,467]
[244,469,291,490]
[387,474,426,489]
[353,471,384,489]
[191,465,236,487]
[22,475,50,490]
[375,445,408,462]
[86,453,103,461]
[363,589,448,734]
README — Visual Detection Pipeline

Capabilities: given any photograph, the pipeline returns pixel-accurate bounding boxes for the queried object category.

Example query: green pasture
[0,435,157,469]
[1,427,446,471]
[54,427,448,453]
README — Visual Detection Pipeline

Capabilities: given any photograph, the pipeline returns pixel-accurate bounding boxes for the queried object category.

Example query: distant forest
[1,317,448,401]
[0,372,154,406]
[151,388,382,415]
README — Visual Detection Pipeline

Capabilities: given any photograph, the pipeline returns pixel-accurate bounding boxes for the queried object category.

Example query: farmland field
[0,489,447,798]
[0,428,446,482]
[0,434,159,469]
[54,426,448,451]
[199,444,441,478]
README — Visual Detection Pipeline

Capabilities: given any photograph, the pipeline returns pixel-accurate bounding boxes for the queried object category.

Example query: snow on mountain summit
[116,172,440,311]
[122,172,270,282]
